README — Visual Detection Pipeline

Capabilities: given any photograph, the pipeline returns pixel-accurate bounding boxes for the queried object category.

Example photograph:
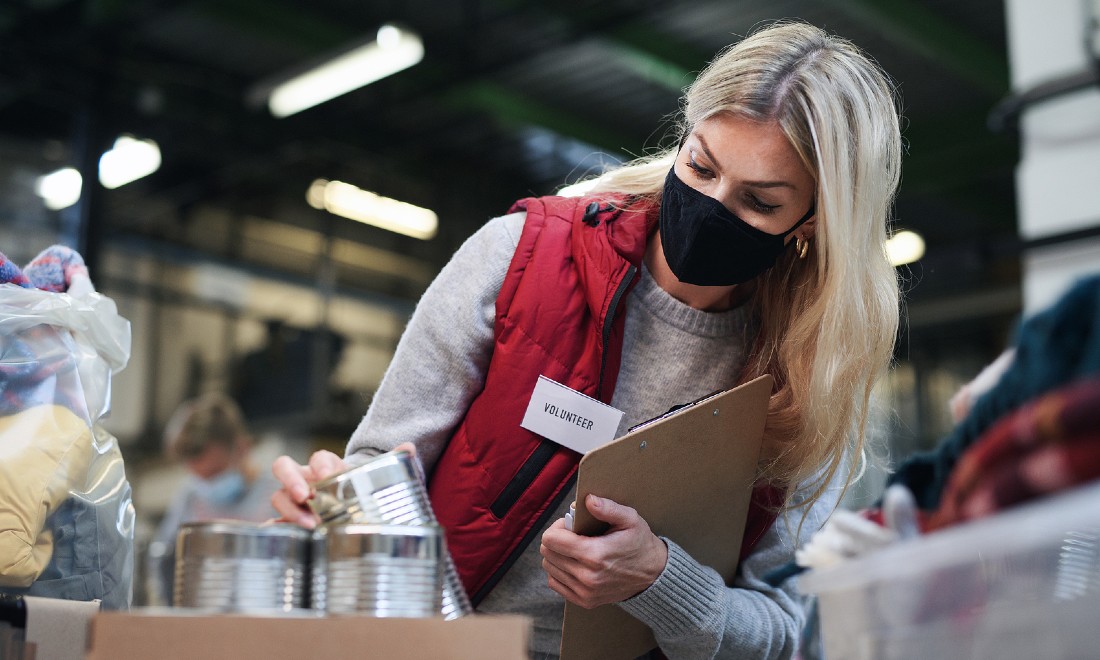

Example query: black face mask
[658,168,815,286]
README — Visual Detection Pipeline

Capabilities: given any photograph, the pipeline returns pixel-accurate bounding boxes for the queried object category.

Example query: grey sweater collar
[631,264,747,338]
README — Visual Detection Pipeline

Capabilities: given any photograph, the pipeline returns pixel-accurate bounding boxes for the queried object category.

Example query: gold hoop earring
[795,237,810,259]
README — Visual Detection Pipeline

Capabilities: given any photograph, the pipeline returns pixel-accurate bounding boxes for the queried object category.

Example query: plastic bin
[798,482,1100,659]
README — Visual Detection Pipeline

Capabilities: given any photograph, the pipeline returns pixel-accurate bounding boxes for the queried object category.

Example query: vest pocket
[490,440,558,519]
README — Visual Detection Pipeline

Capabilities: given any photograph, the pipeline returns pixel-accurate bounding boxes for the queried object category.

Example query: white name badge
[520,376,625,455]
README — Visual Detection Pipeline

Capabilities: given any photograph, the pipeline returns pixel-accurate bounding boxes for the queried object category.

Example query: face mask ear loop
[780,205,816,238]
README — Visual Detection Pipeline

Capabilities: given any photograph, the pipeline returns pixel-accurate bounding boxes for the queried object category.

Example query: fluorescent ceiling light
[268,25,424,118]
[307,179,438,240]
[886,229,926,266]
[34,133,161,210]
[99,135,161,189]
[35,167,82,210]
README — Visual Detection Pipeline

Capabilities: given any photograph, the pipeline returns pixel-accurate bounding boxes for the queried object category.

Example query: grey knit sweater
[346,212,838,659]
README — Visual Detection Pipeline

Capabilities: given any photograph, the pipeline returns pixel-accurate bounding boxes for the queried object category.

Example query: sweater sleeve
[344,212,525,474]
[617,483,840,660]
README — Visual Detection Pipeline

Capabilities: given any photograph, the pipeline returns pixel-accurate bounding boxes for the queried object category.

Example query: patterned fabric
[888,272,1100,510]
[0,251,33,288]
[23,245,89,293]
[928,376,1100,530]
[0,325,87,419]
[0,245,95,418]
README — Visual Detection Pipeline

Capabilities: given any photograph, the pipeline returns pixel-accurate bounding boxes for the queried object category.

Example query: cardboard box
[21,596,100,660]
[85,610,531,659]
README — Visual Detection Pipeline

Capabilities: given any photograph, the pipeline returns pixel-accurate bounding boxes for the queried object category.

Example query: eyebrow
[694,133,797,190]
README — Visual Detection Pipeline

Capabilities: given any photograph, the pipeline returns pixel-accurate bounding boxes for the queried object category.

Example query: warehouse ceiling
[0,0,1021,329]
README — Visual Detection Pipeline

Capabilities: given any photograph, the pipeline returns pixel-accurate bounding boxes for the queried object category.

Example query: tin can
[173,520,312,612]
[312,523,443,617]
[309,450,473,619]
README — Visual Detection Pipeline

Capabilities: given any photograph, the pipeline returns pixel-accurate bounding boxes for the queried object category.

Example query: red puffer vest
[428,194,781,605]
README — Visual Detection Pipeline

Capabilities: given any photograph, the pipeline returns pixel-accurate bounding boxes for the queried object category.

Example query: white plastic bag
[0,284,134,609]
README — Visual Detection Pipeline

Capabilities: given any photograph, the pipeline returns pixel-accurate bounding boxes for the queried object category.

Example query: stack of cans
[172,450,471,620]
[309,450,473,620]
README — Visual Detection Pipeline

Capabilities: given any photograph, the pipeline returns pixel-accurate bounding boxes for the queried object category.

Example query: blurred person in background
[145,392,280,606]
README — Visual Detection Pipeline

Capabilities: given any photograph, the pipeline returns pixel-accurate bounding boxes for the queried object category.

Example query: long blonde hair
[586,21,902,512]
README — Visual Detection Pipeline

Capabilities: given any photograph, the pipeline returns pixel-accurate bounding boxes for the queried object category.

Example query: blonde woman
[273,20,901,659]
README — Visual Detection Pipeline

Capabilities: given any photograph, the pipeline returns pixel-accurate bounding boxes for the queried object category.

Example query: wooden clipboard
[559,374,773,660]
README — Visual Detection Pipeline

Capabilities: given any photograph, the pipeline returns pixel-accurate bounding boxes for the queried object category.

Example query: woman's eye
[686,154,714,179]
[747,194,780,214]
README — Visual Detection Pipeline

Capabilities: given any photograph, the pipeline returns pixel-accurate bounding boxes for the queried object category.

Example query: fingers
[584,494,640,529]
[545,515,569,535]
[544,570,588,607]
[307,450,348,482]
[543,561,588,607]
[271,455,313,503]
[542,546,623,609]
[541,517,587,570]
[270,454,316,528]
[394,441,417,458]
[541,517,587,560]
[271,488,318,529]
[540,538,581,573]
[392,442,427,483]
[540,500,638,565]
[541,543,603,608]
[540,519,606,584]
[271,451,347,530]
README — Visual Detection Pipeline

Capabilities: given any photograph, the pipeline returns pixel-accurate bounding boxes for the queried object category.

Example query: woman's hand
[539,494,668,609]
[270,443,419,529]
[270,450,348,529]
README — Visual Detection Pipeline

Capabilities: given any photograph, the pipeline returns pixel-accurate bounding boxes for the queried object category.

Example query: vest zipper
[597,264,638,398]
[489,441,559,519]
[474,471,577,606]
[477,263,639,604]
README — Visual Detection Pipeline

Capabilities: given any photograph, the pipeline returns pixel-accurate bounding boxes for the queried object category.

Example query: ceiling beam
[194,0,356,52]
[830,0,1009,97]
[600,40,694,92]
[430,0,702,139]
[606,22,712,77]
[441,81,642,156]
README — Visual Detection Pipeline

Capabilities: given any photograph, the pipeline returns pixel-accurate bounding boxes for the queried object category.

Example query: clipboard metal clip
[627,390,723,434]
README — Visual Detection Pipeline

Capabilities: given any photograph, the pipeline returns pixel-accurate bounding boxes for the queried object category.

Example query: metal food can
[173,520,312,612]
[310,450,431,527]
[309,450,473,619]
[312,523,443,617]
